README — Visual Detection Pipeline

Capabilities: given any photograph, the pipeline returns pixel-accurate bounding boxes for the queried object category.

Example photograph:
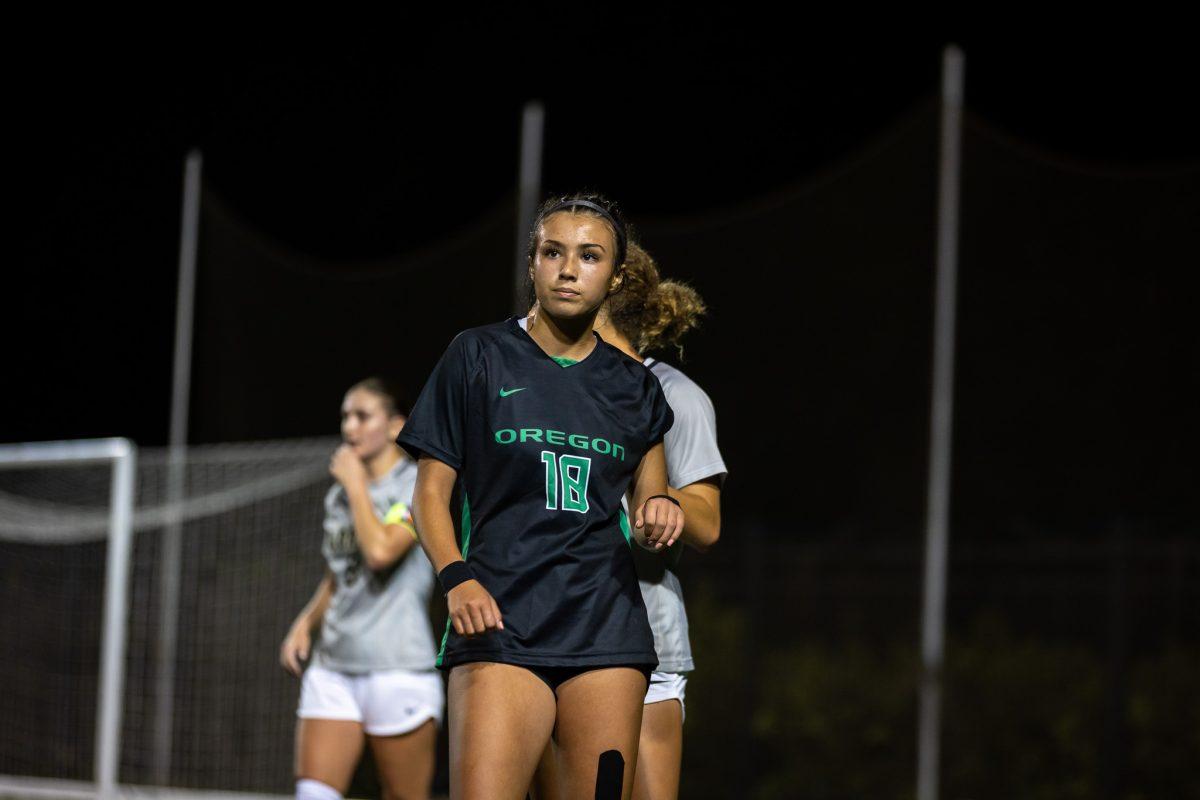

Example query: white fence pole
[155,149,202,784]
[917,44,965,800]
[513,102,545,315]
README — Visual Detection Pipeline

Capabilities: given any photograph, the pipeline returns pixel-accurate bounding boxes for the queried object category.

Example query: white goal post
[0,436,334,800]
[0,439,136,800]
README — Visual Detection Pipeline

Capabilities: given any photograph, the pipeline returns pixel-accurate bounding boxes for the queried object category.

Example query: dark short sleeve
[396,333,475,470]
[646,373,674,446]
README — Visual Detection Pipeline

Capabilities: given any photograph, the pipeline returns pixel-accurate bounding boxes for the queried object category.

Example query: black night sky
[3,23,1199,798]
[7,27,1199,540]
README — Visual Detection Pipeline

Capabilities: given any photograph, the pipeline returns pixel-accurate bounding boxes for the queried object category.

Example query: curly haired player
[528,242,725,800]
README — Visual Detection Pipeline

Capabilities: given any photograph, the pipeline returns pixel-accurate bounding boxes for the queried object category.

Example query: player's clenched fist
[447,580,504,637]
[635,495,685,551]
[279,621,311,677]
[329,444,368,487]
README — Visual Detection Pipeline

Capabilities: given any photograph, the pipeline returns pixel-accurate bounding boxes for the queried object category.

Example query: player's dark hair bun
[346,377,410,417]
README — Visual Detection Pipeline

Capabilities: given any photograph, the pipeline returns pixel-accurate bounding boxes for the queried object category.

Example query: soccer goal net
[0,437,338,800]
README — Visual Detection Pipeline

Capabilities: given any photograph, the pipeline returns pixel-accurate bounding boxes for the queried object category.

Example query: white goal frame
[0,438,136,800]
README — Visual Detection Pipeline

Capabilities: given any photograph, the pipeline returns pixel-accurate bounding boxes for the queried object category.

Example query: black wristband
[647,493,681,508]
[438,560,475,595]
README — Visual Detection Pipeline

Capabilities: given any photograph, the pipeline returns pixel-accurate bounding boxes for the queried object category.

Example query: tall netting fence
[0,439,336,793]
[4,88,1197,800]
[635,97,1199,798]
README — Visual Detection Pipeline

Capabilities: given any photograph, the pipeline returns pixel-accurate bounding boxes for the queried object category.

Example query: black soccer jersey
[398,317,673,671]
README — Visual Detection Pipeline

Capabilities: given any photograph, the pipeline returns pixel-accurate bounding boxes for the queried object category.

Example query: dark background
[9,33,1198,524]
[5,23,1199,799]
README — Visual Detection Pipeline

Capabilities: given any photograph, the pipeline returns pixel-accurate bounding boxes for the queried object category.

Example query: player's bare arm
[412,455,503,637]
[668,477,721,552]
[280,571,334,676]
[630,442,684,550]
[330,444,416,571]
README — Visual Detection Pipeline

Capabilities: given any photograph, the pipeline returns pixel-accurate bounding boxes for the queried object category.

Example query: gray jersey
[636,357,727,673]
[315,456,437,673]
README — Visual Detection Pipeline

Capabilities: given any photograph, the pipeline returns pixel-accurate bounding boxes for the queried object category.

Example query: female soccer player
[280,379,441,800]
[528,242,726,800]
[399,194,684,800]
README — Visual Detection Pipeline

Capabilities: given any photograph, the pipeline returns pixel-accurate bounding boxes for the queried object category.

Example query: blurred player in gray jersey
[280,378,441,800]
[528,242,725,800]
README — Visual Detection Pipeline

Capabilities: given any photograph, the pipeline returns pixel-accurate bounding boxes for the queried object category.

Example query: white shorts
[644,671,687,721]
[297,665,444,736]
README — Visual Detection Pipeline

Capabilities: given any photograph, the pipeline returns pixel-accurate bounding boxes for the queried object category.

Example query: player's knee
[595,749,625,800]
[296,778,342,800]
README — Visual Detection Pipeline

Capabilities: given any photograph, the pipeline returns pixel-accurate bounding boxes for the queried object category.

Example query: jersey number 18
[541,451,591,513]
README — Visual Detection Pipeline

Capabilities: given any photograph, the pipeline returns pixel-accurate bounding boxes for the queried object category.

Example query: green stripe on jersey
[435,621,451,668]
[436,494,473,668]
[550,356,578,368]
[619,508,632,548]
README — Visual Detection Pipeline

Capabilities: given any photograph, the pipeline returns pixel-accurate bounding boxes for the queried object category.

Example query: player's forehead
[341,388,385,415]
[537,212,615,251]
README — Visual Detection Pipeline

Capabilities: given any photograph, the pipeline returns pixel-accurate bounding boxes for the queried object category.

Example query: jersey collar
[508,316,606,369]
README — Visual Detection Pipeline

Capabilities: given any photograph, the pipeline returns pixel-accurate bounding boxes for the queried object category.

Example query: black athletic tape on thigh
[595,750,624,800]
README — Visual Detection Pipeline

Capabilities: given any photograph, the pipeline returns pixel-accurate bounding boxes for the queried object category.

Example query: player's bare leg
[369,719,437,800]
[296,718,365,793]
[553,668,648,800]
[631,700,683,800]
[448,662,556,800]
[529,737,564,800]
